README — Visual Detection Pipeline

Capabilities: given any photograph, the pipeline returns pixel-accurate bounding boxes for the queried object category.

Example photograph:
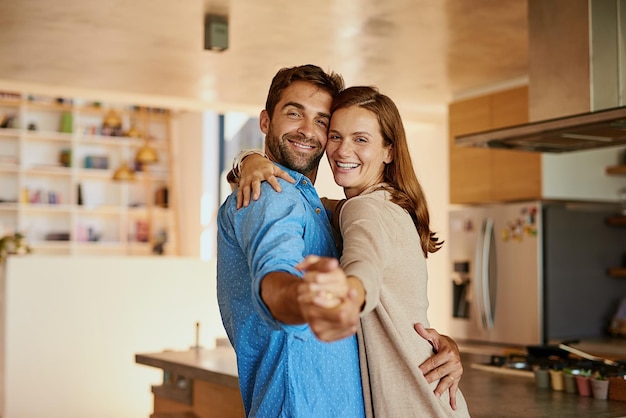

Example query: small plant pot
[576,375,592,397]
[534,368,550,389]
[564,373,578,394]
[550,369,564,391]
[591,378,609,400]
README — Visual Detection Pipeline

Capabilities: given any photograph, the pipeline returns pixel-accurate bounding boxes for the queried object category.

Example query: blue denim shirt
[217,164,365,418]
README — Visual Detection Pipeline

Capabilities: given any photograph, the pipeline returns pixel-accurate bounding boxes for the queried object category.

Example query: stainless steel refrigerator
[449,201,626,347]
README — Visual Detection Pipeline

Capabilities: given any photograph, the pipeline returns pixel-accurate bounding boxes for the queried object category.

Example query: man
[217,64,461,417]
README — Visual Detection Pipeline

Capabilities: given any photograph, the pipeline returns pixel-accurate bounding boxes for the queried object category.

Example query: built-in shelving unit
[0,91,178,256]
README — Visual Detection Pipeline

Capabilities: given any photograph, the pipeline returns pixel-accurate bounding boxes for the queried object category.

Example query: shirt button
[315,208,321,214]
[302,180,308,186]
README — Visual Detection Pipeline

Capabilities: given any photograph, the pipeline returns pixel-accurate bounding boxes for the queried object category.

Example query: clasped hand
[295,255,361,342]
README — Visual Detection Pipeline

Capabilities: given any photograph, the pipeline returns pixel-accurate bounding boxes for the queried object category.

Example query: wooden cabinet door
[449,86,541,204]
[449,95,492,203]
[490,87,542,201]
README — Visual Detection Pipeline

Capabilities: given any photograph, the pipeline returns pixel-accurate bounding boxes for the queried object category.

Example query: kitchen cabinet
[449,86,542,204]
[0,91,178,256]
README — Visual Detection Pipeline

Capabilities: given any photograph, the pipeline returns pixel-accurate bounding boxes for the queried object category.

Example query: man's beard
[266,128,324,176]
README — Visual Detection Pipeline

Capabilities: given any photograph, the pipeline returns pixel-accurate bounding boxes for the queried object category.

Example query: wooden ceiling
[0,0,528,120]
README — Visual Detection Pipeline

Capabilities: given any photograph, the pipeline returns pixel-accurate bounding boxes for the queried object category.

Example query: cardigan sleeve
[338,194,393,316]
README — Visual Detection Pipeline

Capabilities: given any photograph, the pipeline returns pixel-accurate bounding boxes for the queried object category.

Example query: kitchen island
[136,346,626,417]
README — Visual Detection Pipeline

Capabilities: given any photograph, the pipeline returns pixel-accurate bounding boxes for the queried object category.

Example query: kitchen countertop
[135,345,239,389]
[460,352,626,417]
[136,344,626,417]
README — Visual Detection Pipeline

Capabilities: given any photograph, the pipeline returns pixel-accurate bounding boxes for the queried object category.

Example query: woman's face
[326,105,392,198]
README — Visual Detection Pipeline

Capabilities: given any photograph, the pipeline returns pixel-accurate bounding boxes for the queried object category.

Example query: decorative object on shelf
[84,155,109,169]
[136,220,149,242]
[45,232,70,241]
[125,121,141,138]
[152,230,167,255]
[0,232,32,264]
[0,113,16,129]
[155,186,168,208]
[135,139,159,166]
[59,111,73,133]
[59,149,72,167]
[112,161,136,181]
[101,109,123,136]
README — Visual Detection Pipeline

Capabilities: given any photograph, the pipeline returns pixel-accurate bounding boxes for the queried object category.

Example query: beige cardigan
[338,185,471,418]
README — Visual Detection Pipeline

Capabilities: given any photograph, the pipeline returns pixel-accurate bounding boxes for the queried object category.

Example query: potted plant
[576,369,592,397]
[549,367,565,391]
[0,232,32,264]
[563,368,580,394]
[533,366,551,389]
[591,371,610,400]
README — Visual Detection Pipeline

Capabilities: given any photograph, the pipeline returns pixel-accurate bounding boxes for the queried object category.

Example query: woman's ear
[384,145,393,164]
[259,109,270,134]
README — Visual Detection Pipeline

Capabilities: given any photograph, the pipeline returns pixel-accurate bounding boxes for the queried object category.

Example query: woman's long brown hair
[331,86,443,257]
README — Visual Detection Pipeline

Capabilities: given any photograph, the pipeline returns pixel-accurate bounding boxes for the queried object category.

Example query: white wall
[404,119,451,333]
[543,146,626,202]
[2,256,224,418]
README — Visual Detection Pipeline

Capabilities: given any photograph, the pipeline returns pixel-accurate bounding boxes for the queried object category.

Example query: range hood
[456,106,626,153]
[455,0,626,153]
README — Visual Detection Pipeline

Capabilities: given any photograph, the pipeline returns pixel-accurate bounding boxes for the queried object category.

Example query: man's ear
[259,109,270,134]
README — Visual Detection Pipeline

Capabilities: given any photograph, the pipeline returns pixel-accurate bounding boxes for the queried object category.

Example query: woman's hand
[295,255,362,341]
[236,154,295,209]
[296,256,349,308]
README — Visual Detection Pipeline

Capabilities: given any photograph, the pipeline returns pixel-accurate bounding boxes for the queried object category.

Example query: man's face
[260,81,332,180]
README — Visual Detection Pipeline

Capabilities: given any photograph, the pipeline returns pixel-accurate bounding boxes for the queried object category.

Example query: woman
[237,86,470,417]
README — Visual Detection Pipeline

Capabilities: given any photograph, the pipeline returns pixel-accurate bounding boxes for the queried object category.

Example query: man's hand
[415,323,463,410]
[296,255,363,341]
[298,287,361,341]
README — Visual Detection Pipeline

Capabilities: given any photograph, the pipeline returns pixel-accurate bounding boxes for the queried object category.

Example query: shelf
[0,203,18,211]
[76,205,123,215]
[79,135,139,147]
[25,100,73,112]
[22,204,73,214]
[606,215,626,227]
[78,168,114,179]
[25,166,72,177]
[608,268,626,277]
[606,165,626,175]
[0,89,177,257]
[23,130,73,142]
[0,98,21,107]
[0,128,21,138]
[0,163,19,173]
